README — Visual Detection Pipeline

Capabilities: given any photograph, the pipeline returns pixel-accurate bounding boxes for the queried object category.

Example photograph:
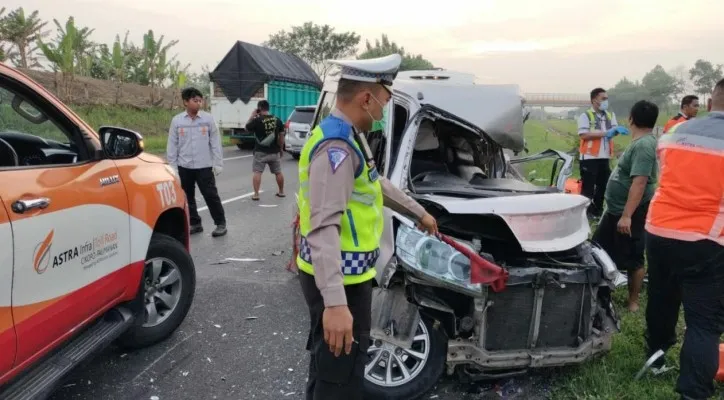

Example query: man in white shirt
[577,87,627,219]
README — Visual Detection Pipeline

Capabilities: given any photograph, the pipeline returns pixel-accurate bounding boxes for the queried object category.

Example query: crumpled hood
[138,152,166,164]
[419,192,591,253]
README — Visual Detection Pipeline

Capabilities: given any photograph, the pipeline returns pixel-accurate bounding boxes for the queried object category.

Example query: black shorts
[592,202,649,272]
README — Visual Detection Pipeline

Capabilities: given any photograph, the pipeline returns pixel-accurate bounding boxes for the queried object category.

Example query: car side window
[0,82,87,169]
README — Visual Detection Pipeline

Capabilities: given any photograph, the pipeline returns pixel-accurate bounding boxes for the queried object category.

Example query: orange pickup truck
[0,64,196,399]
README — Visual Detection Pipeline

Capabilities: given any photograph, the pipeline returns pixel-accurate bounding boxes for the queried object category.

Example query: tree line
[599,60,722,118]
[0,6,209,106]
[10,7,715,119]
[262,22,436,81]
[0,9,436,107]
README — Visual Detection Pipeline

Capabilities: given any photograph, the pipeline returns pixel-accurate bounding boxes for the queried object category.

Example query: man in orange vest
[643,78,724,400]
[577,88,629,219]
[663,95,700,133]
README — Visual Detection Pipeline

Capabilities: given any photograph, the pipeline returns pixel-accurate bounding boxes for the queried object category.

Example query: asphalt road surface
[49,147,552,400]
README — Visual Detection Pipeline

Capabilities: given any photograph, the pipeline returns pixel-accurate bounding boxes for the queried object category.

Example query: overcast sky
[6,0,724,93]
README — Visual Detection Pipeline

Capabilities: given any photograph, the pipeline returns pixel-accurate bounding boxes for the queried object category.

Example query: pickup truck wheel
[118,233,196,349]
[363,317,447,400]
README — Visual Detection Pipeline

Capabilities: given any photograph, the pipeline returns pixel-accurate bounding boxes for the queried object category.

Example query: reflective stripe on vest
[645,115,724,245]
[579,109,614,157]
[296,114,384,285]
[663,114,687,133]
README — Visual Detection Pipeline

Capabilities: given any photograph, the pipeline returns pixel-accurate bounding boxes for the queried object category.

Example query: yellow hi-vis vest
[296,114,384,285]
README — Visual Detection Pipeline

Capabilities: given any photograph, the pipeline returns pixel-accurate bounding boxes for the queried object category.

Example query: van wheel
[363,317,447,400]
[118,233,196,349]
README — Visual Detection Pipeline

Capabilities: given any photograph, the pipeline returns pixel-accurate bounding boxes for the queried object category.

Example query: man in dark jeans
[577,88,629,219]
[592,100,659,313]
[245,100,285,201]
[643,78,724,399]
[166,87,227,237]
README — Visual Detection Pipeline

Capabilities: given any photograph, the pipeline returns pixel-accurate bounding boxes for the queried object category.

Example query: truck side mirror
[99,126,145,159]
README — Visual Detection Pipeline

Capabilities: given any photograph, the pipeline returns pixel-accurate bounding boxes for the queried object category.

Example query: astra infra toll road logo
[33,229,54,274]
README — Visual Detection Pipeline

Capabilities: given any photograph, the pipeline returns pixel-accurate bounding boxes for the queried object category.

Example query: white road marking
[224,258,265,262]
[197,190,263,212]
[223,154,252,161]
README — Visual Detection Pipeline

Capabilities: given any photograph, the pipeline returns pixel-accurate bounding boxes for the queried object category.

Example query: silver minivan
[283,105,316,159]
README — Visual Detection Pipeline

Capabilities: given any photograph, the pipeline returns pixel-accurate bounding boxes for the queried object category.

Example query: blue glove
[615,126,630,136]
[605,127,617,139]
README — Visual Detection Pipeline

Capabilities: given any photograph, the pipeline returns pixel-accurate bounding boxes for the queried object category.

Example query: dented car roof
[392,79,526,152]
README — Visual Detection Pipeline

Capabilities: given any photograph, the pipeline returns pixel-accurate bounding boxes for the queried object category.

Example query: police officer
[296,54,438,399]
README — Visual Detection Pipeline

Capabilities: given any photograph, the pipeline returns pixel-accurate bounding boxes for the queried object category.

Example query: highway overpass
[523,93,590,107]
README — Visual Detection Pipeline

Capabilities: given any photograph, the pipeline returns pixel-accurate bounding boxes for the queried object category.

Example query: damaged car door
[507,148,575,191]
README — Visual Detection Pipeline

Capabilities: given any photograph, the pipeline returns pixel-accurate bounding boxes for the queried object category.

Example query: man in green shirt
[593,100,659,312]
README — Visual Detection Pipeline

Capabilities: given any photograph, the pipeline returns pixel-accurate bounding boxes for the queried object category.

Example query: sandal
[252,195,260,201]
[276,193,286,198]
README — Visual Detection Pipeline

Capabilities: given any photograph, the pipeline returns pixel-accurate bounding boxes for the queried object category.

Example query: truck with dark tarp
[209,41,323,150]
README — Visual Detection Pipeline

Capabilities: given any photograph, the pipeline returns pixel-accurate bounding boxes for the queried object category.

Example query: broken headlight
[395,224,481,292]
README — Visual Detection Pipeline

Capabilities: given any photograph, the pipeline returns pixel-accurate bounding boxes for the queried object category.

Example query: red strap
[436,233,509,292]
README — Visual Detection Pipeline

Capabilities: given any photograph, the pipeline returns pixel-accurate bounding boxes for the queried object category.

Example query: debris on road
[150,396,159,400]
[214,324,221,328]
[272,250,284,256]
[253,304,265,309]
[245,316,258,320]
[260,204,278,208]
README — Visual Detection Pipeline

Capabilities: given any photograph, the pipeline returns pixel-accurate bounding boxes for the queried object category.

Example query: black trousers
[592,202,649,272]
[177,166,226,226]
[579,158,611,217]
[299,271,371,400]
[644,233,724,399]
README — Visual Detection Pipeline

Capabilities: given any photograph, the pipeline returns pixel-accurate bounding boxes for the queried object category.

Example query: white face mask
[599,99,609,111]
[365,93,385,125]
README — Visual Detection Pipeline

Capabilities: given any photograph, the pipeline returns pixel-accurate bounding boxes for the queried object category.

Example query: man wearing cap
[296,53,439,399]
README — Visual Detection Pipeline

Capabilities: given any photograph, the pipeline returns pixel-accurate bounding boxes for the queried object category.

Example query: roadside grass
[69,105,231,153]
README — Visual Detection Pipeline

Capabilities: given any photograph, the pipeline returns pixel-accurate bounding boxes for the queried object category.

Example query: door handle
[12,197,51,214]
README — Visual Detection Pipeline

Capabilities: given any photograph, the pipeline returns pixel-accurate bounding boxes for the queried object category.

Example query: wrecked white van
[307,72,622,400]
